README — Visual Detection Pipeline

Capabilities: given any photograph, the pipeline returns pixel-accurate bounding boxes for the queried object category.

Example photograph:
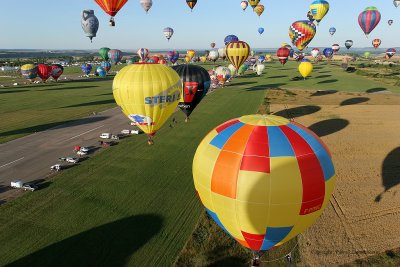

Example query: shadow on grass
[6,214,163,267]
[316,70,331,74]
[317,79,338,84]
[0,185,11,194]
[273,105,321,119]
[246,83,286,91]
[314,75,332,79]
[61,99,115,108]
[0,116,108,137]
[39,85,99,91]
[268,75,288,79]
[207,256,248,267]
[0,89,29,94]
[340,97,369,106]
[308,119,349,137]
[311,90,338,96]
[375,147,400,202]
[231,81,257,87]
[366,87,387,94]
[10,84,59,89]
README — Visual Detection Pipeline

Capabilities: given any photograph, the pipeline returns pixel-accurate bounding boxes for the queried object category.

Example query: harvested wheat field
[267,88,400,266]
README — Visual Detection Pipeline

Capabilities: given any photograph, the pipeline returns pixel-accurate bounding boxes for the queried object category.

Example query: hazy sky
[0,0,399,50]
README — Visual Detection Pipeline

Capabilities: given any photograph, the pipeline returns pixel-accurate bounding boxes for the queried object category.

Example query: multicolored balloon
[21,64,38,81]
[163,27,174,41]
[307,11,315,22]
[101,62,112,73]
[310,0,330,24]
[277,47,290,65]
[81,10,99,42]
[331,44,340,53]
[95,0,127,26]
[137,48,149,62]
[345,40,353,49]
[329,27,336,36]
[186,0,197,11]
[215,66,231,86]
[258,55,265,63]
[113,64,182,145]
[254,4,264,17]
[140,0,152,13]
[224,35,239,46]
[172,64,210,121]
[37,64,52,82]
[192,114,336,253]
[386,48,396,59]
[248,0,260,9]
[81,63,92,75]
[240,1,248,11]
[289,20,317,51]
[96,66,107,77]
[226,41,250,70]
[51,64,63,81]
[358,7,381,37]
[372,39,381,49]
[108,49,123,65]
[99,47,110,61]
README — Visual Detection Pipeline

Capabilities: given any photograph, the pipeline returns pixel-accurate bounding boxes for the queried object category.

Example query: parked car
[80,147,90,153]
[111,135,119,140]
[121,129,140,135]
[100,133,111,139]
[11,180,23,189]
[76,150,87,156]
[50,164,62,171]
[22,183,38,192]
[58,157,67,162]
[66,157,79,164]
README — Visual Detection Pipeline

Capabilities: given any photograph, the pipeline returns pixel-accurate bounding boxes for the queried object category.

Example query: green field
[0,61,398,266]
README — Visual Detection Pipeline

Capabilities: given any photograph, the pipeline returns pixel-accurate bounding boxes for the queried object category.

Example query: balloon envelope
[358,7,381,37]
[37,64,52,82]
[310,0,330,23]
[51,64,63,81]
[224,35,239,46]
[108,49,123,65]
[81,63,93,75]
[21,64,38,80]
[96,66,107,77]
[81,10,99,42]
[226,41,250,70]
[140,0,153,13]
[289,20,316,51]
[99,47,110,61]
[299,61,313,78]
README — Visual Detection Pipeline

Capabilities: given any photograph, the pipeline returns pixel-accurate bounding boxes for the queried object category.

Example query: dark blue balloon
[323,48,334,59]
[258,55,265,63]
[258,27,264,35]
[224,35,239,45]
[81,63,92,75]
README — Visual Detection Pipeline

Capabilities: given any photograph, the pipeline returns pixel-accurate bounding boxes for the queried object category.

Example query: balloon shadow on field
[6,214,164,267]
[207,256,248,267]
[308,119,349,137]
[310,90,337,96]
[39,85,99,91]
[316,70,331,74]
[0,89,29,94]
[0,184,11,194]
[246,83,287,91]
[317,79,338,84]
[232,81,257,87]
[0,116,108,137]
[268,75,288,79]
[273,105,321,119]
[61,99,115,108]
[340,97,369,106]
[375,147,400,202]
[10,84,59,89]
[314,75,332,79]
[366,87,387,94]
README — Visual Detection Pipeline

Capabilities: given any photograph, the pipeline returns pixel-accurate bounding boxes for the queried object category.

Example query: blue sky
[0,0,399,50]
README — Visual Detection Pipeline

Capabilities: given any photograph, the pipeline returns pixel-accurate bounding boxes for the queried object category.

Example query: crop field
[0,61,399,266]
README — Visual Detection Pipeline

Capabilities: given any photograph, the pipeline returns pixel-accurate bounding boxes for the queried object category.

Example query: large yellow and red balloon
[193,114,336,252]
[225,41,250,70]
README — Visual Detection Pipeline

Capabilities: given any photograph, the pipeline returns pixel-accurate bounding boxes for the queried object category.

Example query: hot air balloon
[184,56,191,63]
[218,48,226,60]
[332,44,340,53]
[255,64,265,75]
[138,48,149,62]
[226,41,250,70]
[108,49,123,65]
[224,35,239,46]
[254,5,264,17]
[248,0,260,9]
[277,47,290,65]
[159,59,166,65]
[163,27,174,41]
[208,50,219,62]
[258,55,265,64]
[363,51,371,58]
[329,27,336,36]
[149,56,160,64]
[127,56,140,65]
[345,40,353,49]
[258,27,264,35]
[289,20,317,51]
[293,51,305,61]
[215,66,231,86]
[211,42,216,48]
[172,64,210,121]
[200,56,207,63]
[51,64,63,81]
[37,64,52,82]
[81,63,93,76]
[228,64,237,77]
[323,48,334,59]
[395,0,400,8]
[96,66,107,77]
[186,0,197,11]
[113,64,182,145]
[310,0,330,24]
[311,48,320,58]
[240,1,248,11]
[386,48,396,59]
[81,10,99,42]
[372,39,381,49]
[358,7,381,37]
[140,0,152,13]
[192,114,336,261]
[299,60,313,79]
[187,50,196,60]
[388,20,394,26]
[307,11,315,22]
[95,0,128,26]
[21,64,38,81]
[99,47,110,61]
[101,62,112,73]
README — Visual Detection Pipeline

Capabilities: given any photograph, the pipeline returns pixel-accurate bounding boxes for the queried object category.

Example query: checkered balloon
[289,20,317,51]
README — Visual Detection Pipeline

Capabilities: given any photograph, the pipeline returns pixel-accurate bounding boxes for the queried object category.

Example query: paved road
[0,107,132,201]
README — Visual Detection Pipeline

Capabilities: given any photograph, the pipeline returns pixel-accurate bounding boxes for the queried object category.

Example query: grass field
[0,60,399,266]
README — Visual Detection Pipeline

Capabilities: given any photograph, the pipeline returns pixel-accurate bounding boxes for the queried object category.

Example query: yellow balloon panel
[299,62,314,78]
[113,64,182,135]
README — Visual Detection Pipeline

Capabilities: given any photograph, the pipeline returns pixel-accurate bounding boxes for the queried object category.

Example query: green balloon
[364,6,378,11]
[363,52,371,58]
[99,47,110,62]
[238,64,249,75]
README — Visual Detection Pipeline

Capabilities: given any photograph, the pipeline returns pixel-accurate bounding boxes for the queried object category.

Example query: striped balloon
[310,0,330,24]
[358,7,381,37]
[101,62,112,73]
[226,41,251,70]
[289,20,317,51]
[108,49,123,65]
[386,48,396,59]
[248,0,260,9]
[372,39,381,49]
[331,44,340,53]
[254,4,264,17]
[21,64,38,80]
[163,27,174,41]
[137,48,149,62]
[193,114,336,252]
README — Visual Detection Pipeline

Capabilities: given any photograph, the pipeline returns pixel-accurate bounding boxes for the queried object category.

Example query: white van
[99,133,111,139]
[11,180,23,188]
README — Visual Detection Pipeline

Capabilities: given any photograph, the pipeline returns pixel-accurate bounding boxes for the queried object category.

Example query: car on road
[80,147,90,153]
[58,157,67,162]
[100,133,111,139]
[76,150,87,156]
[50,164,62,172]
[22,183,38,192]
[66,157,79,164]
[11,180,23,189]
